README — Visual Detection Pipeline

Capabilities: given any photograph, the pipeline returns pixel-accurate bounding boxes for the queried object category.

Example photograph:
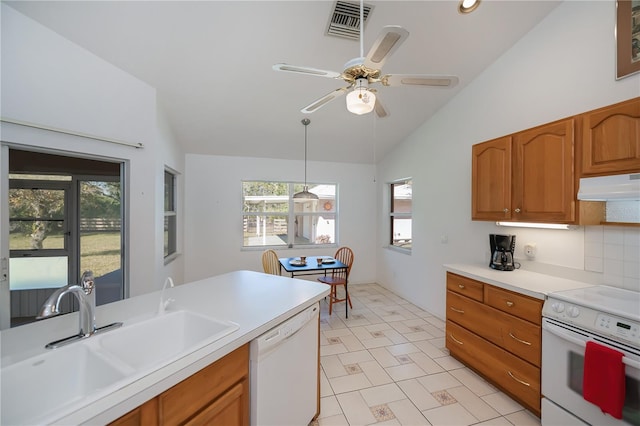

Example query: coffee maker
[489,234,516,271]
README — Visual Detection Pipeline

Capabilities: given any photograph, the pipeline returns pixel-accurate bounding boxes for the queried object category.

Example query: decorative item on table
[289,257,306,266]
[321,257,336,264]
[316,257,323,266]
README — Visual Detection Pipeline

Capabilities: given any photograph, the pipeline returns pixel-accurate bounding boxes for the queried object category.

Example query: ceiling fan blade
[363,26,410,70]
[301,87,348,114]
[381,74,460,88]
[273,63,342,79]
[374,96,389,118]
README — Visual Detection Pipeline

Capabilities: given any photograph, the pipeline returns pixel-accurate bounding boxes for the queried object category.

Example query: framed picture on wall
[616,0,640,79]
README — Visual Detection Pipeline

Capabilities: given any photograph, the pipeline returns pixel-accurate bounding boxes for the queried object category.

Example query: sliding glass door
[9,176,72,325]
[5,149,125,327]
[79,179,123,305]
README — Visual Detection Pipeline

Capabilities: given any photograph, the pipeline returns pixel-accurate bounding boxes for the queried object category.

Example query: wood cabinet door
[184,379,249,426]
[513,119,575,222]
[581,97,640,175]
[472,136,512,220]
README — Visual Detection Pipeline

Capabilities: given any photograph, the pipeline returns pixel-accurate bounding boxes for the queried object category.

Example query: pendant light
[293,118,319,201]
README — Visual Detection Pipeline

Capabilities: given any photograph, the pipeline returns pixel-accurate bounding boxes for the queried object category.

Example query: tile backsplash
[584,226,640,292]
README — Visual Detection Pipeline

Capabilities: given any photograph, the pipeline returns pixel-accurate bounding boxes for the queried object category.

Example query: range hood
[577,173,640,201]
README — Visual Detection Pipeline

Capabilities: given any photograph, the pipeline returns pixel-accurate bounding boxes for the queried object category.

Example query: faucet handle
[80,270,95,294]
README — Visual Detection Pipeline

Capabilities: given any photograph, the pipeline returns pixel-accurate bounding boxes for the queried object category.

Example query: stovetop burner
[549,285,640,323]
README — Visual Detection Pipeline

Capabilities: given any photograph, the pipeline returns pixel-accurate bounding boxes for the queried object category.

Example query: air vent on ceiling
[326,1,374,41]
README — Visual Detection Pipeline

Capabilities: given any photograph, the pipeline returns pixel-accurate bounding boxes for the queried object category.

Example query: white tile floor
[313,283,541,426]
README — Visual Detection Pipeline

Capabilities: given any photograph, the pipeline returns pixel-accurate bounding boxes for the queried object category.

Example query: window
[6,149,125,328]
[390,179,412,249]
[242,181,337,248]
[164,169,177,259]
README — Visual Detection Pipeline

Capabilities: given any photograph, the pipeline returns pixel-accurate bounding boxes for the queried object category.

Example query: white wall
[183,154,376,284]
[0,4,184,304]
[376,0,640,319]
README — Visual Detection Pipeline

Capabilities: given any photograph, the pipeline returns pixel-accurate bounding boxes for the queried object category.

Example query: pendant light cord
[302,118,310,187]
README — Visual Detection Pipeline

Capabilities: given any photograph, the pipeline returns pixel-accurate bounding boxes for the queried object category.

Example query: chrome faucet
[37,271,121,349]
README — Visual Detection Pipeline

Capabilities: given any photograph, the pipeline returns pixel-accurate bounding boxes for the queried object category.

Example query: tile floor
[313,283,542,426]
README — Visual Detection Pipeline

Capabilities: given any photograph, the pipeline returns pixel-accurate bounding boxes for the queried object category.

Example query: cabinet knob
[458,284,465,289]
[506,301,514,307]
[515,208,521,213]
[503,208,509,213]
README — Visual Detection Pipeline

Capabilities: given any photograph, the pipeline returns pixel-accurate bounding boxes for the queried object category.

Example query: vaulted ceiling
[5,1,560,164]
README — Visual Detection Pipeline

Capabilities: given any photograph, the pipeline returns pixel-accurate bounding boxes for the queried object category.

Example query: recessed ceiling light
[459,0,481,14]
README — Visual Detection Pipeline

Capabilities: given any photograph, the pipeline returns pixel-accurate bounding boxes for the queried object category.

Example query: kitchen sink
[98,310,239,371]
[1,343,128,425]
[1,310,239,425]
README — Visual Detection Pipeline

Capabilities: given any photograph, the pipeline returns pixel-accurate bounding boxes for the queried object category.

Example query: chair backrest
[262,249,280,275]
[332,246,354,280]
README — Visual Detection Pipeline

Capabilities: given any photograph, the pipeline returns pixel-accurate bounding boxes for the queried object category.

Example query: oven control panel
[595,313,640,346]
[543,298,640,346]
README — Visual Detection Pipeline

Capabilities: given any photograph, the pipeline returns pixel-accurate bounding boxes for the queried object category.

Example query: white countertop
[443,263,595,300]
[0,270,330,425]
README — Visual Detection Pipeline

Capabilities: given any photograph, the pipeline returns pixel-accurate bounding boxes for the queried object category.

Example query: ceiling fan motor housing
[342,57,382,84]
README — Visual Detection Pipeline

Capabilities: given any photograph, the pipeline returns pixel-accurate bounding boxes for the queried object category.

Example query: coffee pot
[489,234,516,271]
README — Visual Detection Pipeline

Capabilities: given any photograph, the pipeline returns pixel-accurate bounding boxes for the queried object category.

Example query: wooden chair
[318,246,354,315]
[262,249,280,275]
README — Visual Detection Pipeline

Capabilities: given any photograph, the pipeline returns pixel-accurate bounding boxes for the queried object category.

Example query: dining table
[278,255,350,318]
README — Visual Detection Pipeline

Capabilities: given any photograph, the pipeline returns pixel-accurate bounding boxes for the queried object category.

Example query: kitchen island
[0,270,330,425]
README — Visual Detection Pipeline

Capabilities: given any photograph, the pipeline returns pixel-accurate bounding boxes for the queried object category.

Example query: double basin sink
[2,310,239,424]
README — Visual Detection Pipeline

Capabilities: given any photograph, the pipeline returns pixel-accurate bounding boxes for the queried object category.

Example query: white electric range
[541,285,640,426]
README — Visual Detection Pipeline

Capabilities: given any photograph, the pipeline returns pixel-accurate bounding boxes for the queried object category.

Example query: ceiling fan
[272,1,459,117]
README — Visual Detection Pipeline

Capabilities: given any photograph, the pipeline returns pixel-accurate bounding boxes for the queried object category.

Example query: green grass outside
[9,232,121,278]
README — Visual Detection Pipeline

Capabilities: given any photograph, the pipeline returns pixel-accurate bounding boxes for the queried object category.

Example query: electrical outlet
[524,243,537,259]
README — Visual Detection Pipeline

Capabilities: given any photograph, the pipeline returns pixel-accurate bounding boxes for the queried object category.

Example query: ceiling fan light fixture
[458,0,480,14]
[346,79,376,115]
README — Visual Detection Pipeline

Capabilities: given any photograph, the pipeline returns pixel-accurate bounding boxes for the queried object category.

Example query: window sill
[386,245,411,255]
[164,252,181,265]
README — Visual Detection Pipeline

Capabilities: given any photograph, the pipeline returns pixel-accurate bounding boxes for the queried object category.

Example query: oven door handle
[544,321,640,369]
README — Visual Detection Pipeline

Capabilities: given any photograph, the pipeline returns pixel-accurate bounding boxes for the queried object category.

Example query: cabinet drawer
[446,272,484,302]
[447,291,541,366]
[446,320,540,415]
[485,285,542,325]
[160,344,249,425]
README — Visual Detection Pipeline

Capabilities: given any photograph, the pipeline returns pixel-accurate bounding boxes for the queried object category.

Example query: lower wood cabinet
[446,320,541,413]
[110,343,249,426]
[445,272,543,416]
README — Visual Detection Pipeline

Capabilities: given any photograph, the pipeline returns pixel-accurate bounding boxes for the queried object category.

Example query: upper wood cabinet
[513,118,575,223]
[580,97,640,176]
[472,136,512,220]
[472,118,575,223]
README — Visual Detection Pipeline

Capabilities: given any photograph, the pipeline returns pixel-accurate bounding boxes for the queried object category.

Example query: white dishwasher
[250,302,319,426]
